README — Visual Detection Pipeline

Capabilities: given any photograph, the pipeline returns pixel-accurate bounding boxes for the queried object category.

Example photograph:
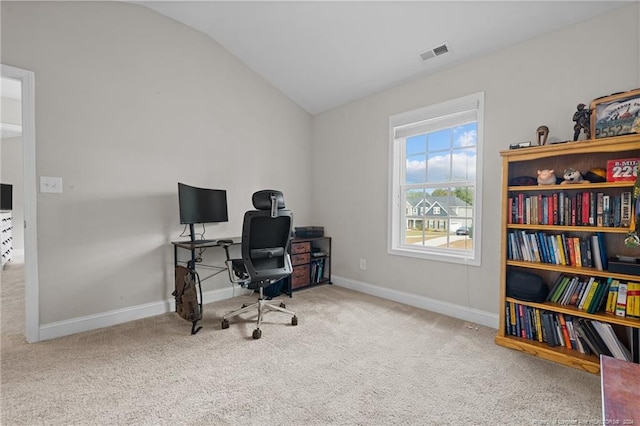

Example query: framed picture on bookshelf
[590,88,640,139]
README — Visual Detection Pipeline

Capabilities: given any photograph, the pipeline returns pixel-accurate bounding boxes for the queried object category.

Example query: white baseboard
[38,286,251,341]
[332,275,499,329]
[37,276,498,341]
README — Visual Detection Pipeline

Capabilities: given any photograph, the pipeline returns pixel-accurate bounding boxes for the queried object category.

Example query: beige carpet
[1,260,601,425]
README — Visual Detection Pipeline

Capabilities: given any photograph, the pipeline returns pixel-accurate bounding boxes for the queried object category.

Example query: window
[388,92,484,265]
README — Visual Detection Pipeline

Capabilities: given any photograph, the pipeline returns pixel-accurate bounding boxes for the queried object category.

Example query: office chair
[219,190,298,339]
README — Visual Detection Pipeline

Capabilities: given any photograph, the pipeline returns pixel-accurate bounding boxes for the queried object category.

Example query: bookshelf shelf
[496,134,640,374]
[505,297,640,328]
[505,260,640,282]
[507,224,630,234]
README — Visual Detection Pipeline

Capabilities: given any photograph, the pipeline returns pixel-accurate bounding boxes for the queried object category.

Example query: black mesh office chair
[220,190,298,339]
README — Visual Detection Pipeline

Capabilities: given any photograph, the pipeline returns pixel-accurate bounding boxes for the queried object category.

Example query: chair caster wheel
[221,319,229,329]
[280,302,286,308]
[292,316,298,326]
[252,329,262,339]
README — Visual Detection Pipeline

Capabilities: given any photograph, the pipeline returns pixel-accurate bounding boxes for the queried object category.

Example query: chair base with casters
[218,238,298,339]
[221,283,298,339]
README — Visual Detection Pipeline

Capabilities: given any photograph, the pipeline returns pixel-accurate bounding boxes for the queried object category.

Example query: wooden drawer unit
[291,252,310,266]
[291,264,310,289]
[291,241,310,254]
[288,236,331,291]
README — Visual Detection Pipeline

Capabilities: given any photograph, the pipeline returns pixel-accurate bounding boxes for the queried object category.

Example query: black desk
[171,238,292,296]
[172,238,241,282]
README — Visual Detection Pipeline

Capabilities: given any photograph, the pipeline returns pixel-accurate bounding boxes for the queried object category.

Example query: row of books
[604,281,640,318]
[507,191,631,228]
[507,230,608,270]
[547,274,612,314]
[505,301,639,363]
[547,275,640,317]
[310,258,327,284]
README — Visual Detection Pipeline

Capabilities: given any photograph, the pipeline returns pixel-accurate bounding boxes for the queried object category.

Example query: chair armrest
[225,258,250,285]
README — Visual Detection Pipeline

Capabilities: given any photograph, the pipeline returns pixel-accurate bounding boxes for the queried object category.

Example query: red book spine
[582,192,590,226]
[518,194,524,224]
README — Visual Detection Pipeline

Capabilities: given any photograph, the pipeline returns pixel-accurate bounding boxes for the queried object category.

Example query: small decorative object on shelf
[606,158,639,182]
[590,88,640,139]
[536,125,549,146]
[572,103,592,141]
[537,169,556,185]
[560,168,589,184]
[509,141,532,150]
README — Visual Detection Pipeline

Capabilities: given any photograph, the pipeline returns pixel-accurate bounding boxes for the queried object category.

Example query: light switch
[40,176,63,193]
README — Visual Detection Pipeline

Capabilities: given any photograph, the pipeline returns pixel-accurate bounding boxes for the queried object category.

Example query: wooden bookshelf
[496,134,640,374]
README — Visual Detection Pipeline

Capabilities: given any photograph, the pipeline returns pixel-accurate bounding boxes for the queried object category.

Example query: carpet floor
[1,260,601,425]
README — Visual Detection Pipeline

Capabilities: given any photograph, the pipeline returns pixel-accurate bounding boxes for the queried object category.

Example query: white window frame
[388,92,484,266]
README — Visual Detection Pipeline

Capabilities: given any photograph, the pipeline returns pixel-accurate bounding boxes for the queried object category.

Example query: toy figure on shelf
[536,125,549,146]
[561,168,589,184]
[572,103,592,141]
[537,169,556,185]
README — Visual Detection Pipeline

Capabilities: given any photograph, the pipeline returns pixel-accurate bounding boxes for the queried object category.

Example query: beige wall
[1,1,313,325]
[312,4,640,316]
[2,1,638,336]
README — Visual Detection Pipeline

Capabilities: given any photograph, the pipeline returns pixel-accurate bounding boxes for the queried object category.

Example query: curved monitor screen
[178,183,228,224]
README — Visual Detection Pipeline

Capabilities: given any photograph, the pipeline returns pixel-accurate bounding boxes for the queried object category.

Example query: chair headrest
[252,190,285,210]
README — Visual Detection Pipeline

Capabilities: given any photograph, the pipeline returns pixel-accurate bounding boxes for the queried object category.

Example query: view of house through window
[389,92,483,265]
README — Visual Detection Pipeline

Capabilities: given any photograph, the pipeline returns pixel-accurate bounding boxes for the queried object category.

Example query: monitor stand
[189,224,197,243]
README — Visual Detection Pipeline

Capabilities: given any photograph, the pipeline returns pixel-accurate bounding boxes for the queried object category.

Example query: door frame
[2,64,39,343]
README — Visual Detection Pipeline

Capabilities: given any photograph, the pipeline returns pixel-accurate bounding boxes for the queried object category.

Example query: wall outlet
[40,176,63,193]
[359,259,366,270]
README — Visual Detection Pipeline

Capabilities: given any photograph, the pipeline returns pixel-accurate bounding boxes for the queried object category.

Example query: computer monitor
[0,184,12,211]
[178,183,228,241]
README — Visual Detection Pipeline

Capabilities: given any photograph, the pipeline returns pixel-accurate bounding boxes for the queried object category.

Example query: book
[556,235,566,265]
[616,282,628,317]
[591,235,603,271]
[581,279,599,312]
[621,191,632,227]
[569,280,585,306]
[553,314,565,347]
[596,192,604,227]
[534,309,543,343]
[547,275,567,302]
[587,277,611,314]
[605,279,620,314]
[562,277,580,306]
[578,318,612,357]
[541,311,558,347]
[558,314,572,350]
[627,282,639,318]
[591,321,631,361]
[572,237,582,267]
[578,277,596,309]
[596,232,608,271]
[573,319,599,355]
[550,275,571,303]
[603,194,611,227]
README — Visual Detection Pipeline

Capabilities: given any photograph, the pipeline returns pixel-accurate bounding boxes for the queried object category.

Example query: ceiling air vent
[419,43,450,62]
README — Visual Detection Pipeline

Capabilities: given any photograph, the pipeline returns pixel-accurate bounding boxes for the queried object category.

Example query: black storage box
[608,257,640,276]
[295,226,324,238]
[506,270,548,302]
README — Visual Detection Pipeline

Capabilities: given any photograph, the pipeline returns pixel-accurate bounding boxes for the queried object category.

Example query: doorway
[1,64,39,343]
